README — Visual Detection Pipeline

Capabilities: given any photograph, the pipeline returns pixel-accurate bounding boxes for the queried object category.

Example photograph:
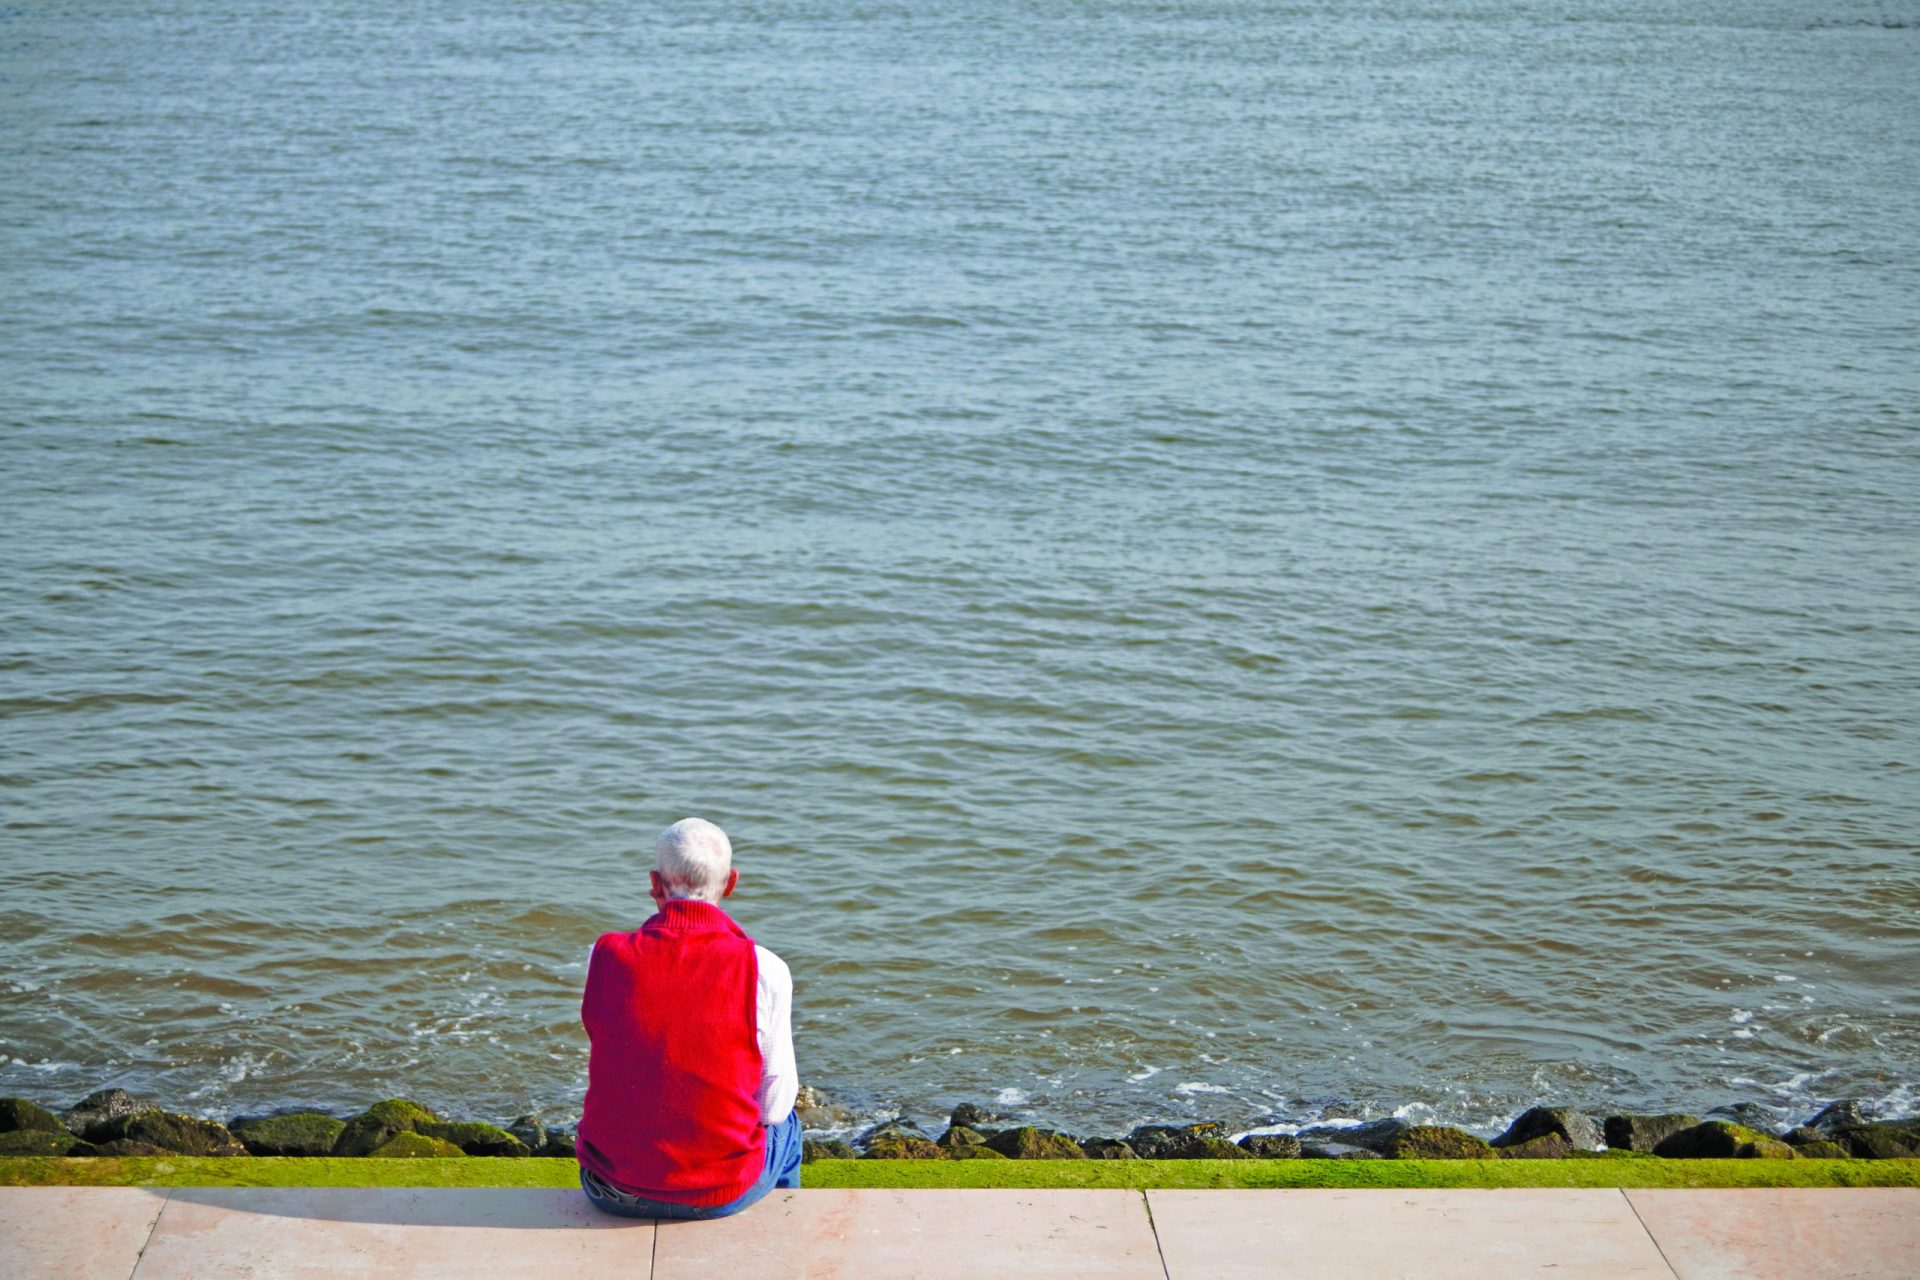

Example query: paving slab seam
[1618,1186,1682,1280]
[1137,1188,1173,1280]
[125,1187,173,1280]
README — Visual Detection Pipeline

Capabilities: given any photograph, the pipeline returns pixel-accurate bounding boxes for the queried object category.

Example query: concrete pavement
[3,1185,1915,1278]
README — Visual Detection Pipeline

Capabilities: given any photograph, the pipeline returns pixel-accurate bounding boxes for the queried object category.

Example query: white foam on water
[1730,1009,1753,1024]
[1174,1081,1230,1096]
[993,1087,1029,1107]
[1125,1065,1162,1082]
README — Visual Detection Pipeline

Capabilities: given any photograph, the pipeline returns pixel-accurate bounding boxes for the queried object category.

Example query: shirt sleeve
[753,944,798,1126]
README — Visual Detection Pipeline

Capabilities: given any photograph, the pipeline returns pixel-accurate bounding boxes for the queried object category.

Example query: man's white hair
[654,817,733,901]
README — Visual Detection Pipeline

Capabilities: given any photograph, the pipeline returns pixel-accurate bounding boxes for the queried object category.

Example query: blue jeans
[580,1111,803,1221]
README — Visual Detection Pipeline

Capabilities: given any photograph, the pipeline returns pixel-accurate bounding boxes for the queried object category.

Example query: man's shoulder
[753,943,791,990]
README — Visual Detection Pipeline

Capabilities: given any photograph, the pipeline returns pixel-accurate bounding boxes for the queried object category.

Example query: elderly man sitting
[576,818,800,1219]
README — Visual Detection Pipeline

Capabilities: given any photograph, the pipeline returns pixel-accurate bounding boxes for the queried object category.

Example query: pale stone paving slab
[651,1188,1166,1280]
[1625,1188,1920,1280]
[126,1187,653,1279]
[0,1186,171,1280]
[1147,1188,1678,1279]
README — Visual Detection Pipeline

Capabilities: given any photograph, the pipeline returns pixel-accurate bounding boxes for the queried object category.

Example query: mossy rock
[1238,1134,1302,1159]
[1831,1123,1920,1160]
[1079,1138,1138,1159]
[1499,1134,1574,1160]
[983,1127,1088,1160]
[231,1113,346,1158]
[90,1112,246,1157]
[1604,1114,1701,1153]
[60,1089,161,1141]
[803,1139,856,1163]
[943,1144,1009,1160]
[332,1099,440,1157]
[90,1139,174,1157]
[1126,1123,1235,1159]
[1654,1122,1796,1159]
[863,1134,942,1159]
[1792,1141,1853,1159]
[1382,1127,1497,1160]
[417,1121,530,1158]
[0,1099,64,1135]
[536,1131,576,1159]
[368,1132,465,1158]
[950,1102,1010,1130]
[0,1129,95,1156]
[1492,1107,1601,1152]
[935,1125,986,1150]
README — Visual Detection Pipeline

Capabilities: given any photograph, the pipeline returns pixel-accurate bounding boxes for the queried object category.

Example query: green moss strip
[1,1156,1915,1190]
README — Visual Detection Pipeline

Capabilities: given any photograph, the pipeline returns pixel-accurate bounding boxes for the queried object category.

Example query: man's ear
[721,868,739,899]
[649,870,667,904]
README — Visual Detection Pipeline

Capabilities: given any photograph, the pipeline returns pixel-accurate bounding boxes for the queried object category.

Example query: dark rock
[862,1133,942,1159]
[90,1112,246,1157]
[231,1113,345,1157]
[331,1099,440,1157]
[0,1098,64,1134]
[794,1085,855,1130]
[1703,1103,1783,1136]
[1295,1117,1410,1155]
[1498,1134,1574,1160]
[950,1102,1011,1131]
[1079,1138,1138,1159]
[1653,1122,1797,1159]
[1792,1140,1853,1159]
[935,1125,986,1150]
[90,1139,174,1157]
[60,1089,160,1140]
[417,1121,530,1158]
[1299,1141,1382,1160]
[1802,1100,1871,1136]
[507,1116,547,1152]
[802,1139,856,1163]
[1491,1107,1602,1152]
[1237,1134,1302,1159]
[1830,1121,1920,1160]
[856,1118,929,1145]
[536,1131,577,1159]
[1125,1122,1247,1159]
[1781,1127,1825,1147]
[1381,1126,1496,1160]
[368,1132,464,1158]
[0,1129,95,1156]
[984,1126,1088,1160]
[943,1144,1010,1160]
[1603,1114,1701,1152]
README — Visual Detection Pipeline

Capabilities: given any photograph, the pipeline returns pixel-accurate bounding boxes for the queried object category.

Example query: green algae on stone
[0,1099,64,1135]
[802,1139,855,1164]
[90,1112,246,1157]
[1831,1122,1920,1160]
[1126,1123,1248,1159]
[1605,1114,1701,1152]
[232,1113,346,1158]
[1380,1127,1496,1160]
[1237,1134,1302,1159]
[1498,1134,1574,1160]
[943,1144,1009,1160]
[1079,1138,1138,1159]
[983,1127,1088,1160]
[1491,1107,1601,1152]
[1792,1141,1853,1159]
[935,1125,986,1149]
[862,1134,942,1159]
[417,1121,530,1158]
[1654,1122,1796,1159]
[0,1130,95,1157]
[332,1099,440,1157]
[369,1132,466,1159]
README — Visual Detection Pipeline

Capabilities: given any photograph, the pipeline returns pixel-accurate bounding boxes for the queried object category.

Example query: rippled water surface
[4,0,1918,1136]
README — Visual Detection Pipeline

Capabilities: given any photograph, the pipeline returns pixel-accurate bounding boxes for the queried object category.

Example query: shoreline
[3,1085,1916,1168]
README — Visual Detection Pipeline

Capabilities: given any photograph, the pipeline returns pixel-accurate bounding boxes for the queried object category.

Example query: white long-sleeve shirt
[586,938,797,1126]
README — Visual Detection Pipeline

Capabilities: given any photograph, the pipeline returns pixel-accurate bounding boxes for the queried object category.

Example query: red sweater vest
[577,900,766,1205]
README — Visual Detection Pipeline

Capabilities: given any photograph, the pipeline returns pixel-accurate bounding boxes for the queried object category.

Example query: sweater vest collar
[644,898,748,937]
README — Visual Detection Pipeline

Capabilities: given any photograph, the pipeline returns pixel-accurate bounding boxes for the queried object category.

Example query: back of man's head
[654,817,733,901]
